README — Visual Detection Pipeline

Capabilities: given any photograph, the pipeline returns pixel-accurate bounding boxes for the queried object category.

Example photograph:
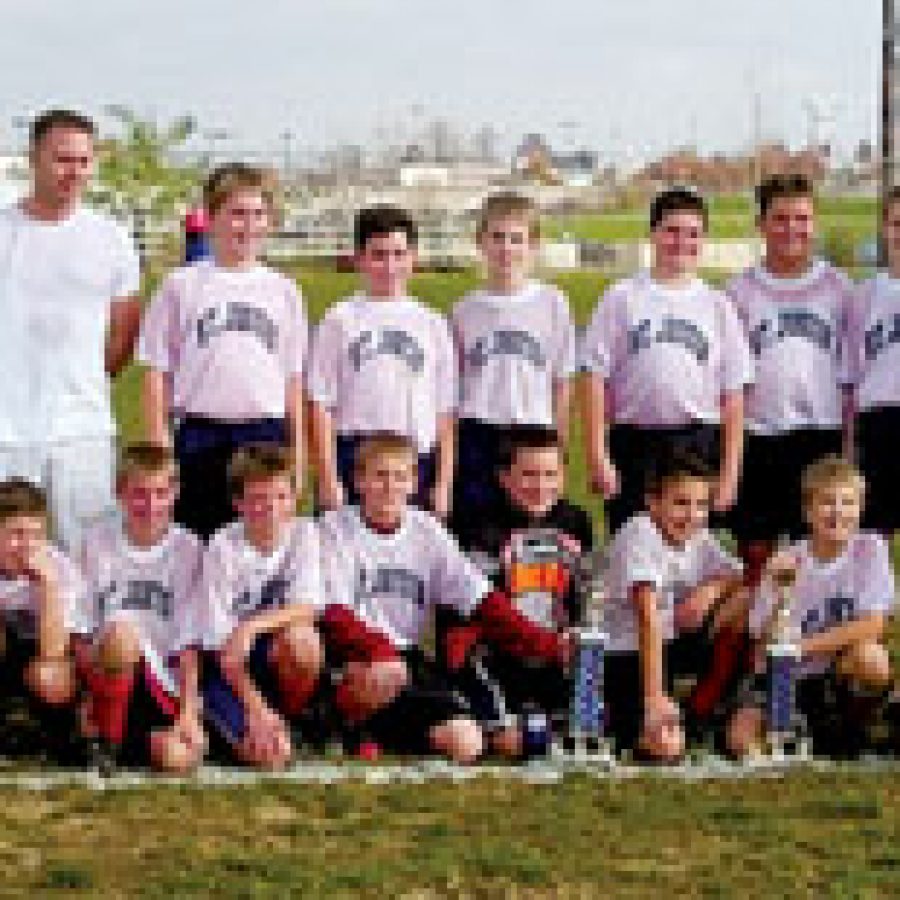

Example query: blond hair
[228,443,293,498]
[801,455,865,509]
[0,479,48,523]
[117,443,177,488]
[203,162,279,219]
[354,433,416,475]
[476,191,540,242]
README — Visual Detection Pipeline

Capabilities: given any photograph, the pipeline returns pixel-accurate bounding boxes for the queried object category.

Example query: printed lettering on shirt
[355,565,425,609]
[626,317,709,362]
[98,580,174,620]
[232,576,290,617]
[749,310,833,356]
[348,330,425,373]
[197,302,278,351]
[466,330,547,370]
[864,315,900,361]
[800,596,855,637]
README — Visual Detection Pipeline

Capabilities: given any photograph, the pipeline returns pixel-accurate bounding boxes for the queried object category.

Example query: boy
[600,453,745,761]
[444,426,593,757]
[73,444,205,772]
[450,193,576,525]
[581,187,751,536]
[139,163,307,539]
[307,205,456,517]
[196,444,324,769]
[728,456,894,759]
[0,479,82,760]
[316,433,565,762]
[726,174,852,575]
[846,186,900,536]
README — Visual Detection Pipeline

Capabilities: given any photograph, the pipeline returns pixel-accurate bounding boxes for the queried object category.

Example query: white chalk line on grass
[0,756,899,792]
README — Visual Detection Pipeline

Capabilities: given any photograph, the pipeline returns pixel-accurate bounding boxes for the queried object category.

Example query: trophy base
[550,734,616,768]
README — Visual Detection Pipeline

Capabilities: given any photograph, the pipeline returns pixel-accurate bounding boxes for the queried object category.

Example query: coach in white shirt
[0,109,141,549]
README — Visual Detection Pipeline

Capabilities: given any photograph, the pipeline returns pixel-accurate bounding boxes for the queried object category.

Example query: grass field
[12,262,899,899]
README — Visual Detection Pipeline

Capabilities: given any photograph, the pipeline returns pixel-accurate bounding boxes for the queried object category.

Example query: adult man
[0,109,141,549]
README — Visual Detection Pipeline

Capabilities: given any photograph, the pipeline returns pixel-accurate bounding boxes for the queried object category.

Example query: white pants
[0,438,115,552]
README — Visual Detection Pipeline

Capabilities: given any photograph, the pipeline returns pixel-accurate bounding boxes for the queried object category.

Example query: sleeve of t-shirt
[193,539,235,651]
[306,308,343,409]
[835,270,856,387]
[854,533,896,616]
[717,291,754,392]
[434,316,457,417]
[429,518,492,617]
[284,520,324,609]
[748,580,777,639]
[137,275,180,374]
[579,284,620,377]
[108,222,141,300]
[698,532,743,583]
[282,277,309,379]
[172,533,206,653]
[843,279,870,389]
[63,545,92,637]
[552,288,578,380]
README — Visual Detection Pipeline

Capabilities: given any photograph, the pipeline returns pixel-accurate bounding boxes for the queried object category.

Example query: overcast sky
[0,0,881,164]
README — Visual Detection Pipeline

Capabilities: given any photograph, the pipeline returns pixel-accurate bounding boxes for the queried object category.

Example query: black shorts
[174,416,289,540]
[606,423,721,536]
[856,407,900,532]
[604,651,671,753]
[335,434,436,510]
[452,419,510,520]
[448,650,569,729]
[117,662,180,767]
[727,428,843,543]
[339,648,471,755]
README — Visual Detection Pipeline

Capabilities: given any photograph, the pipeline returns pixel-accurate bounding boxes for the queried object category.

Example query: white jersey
[73,517,203,696]
[749,532,895,677]
[138,260,308,422]
[318,505,491,650]
[194,518,322,651]
[451,281,576,426]
[580,272,752,427]
[601,513,742,654]
[0,203,139,444]
[845,273,900,412]
[0,544,83,638]
[307,294,456,452]
[727,261,851,434]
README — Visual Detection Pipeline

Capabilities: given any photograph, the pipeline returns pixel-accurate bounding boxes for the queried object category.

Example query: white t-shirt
[845,273,900,412]
[580,271,752,427]
[726,261,851,434]
[194,518,322,651]
[749,531,895,677]
[138,260,308,422]
[451,281,576,426]
[318,505,491,650]
[602,513,742,654]
[73,517,203,695]
[0,544,83,637]
[307,294,456,452]
[0,203,140,444]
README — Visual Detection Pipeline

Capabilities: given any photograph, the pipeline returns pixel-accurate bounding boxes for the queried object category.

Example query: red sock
[278,670,319,718]
[690,626,748,720]
[88,669,136,746]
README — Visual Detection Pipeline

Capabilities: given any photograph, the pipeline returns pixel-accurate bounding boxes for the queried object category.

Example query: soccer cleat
[89,738,120,778]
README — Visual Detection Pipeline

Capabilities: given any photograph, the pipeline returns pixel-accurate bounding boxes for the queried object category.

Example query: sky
[0,0,882,165]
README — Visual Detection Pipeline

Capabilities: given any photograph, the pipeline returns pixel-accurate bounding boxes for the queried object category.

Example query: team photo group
[2,106,900,776]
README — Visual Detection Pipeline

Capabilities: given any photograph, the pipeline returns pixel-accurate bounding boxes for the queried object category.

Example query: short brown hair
[354,205,417,253]
[30,109,96,149]
[203,162,279,219]
[649,187,708,232]
[116,443,178,488]
[801,455,865,510]
[228,443,293,498]
[354,433,416,475]
[645,450,716,499]
[0,479,48,523]
[756,173,814,219]
[476,192,540,242]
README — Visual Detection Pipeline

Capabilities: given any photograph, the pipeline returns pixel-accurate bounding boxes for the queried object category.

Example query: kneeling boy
[601,453,745,761]
[197,444,324,769]
[73,444,205,772]
[0,479,81,759]
[728,456,895,759]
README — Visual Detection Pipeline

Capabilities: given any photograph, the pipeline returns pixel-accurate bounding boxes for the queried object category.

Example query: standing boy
[451,193,576,525]
[140,163,308,539]
[581,187,751,536]
[307,206,456,517]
